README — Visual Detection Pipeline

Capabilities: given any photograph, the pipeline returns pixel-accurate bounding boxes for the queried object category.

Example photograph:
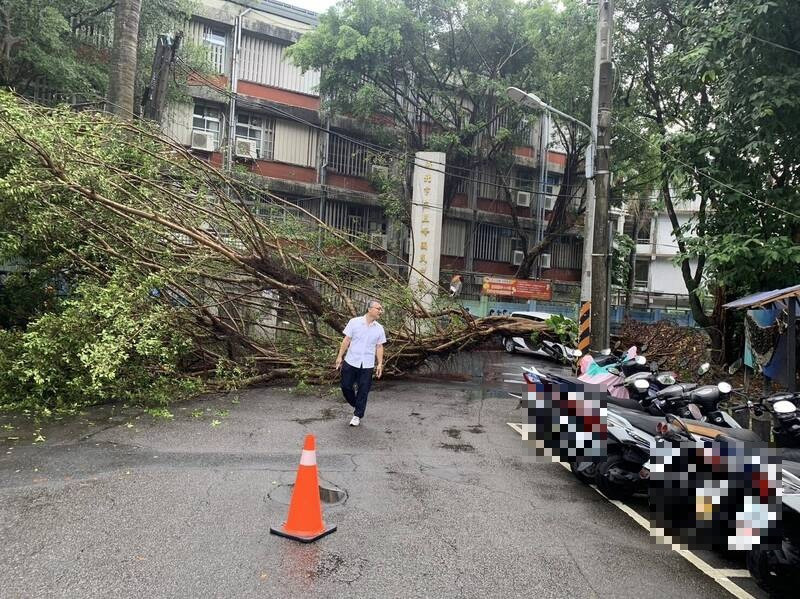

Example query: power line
[173,58,584,198]
[613,120,800,220]
[746,33,800,57]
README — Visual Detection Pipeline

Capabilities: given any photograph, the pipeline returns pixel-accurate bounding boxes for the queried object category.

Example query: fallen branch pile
[616,319,710,379]
[0,93,549,388]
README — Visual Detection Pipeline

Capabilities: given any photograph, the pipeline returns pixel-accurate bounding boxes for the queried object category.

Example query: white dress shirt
[343,316,386,368]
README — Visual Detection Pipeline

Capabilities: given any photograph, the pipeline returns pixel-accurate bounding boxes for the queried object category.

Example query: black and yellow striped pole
[578,300,591,354]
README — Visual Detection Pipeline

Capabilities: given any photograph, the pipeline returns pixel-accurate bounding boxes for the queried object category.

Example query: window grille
[203,25,226,74]
[193,104,222,145]
[236,113,275,160]
[328,133,370,178]
[473,223,513,262]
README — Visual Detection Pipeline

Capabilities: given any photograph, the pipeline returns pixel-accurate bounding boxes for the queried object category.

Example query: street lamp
[506,87,595,153]
[507,86,602,350]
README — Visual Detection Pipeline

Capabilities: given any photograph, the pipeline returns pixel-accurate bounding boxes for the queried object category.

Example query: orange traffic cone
[270,434,337,543]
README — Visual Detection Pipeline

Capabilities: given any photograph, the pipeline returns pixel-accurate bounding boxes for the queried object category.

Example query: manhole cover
[268,482,347,506]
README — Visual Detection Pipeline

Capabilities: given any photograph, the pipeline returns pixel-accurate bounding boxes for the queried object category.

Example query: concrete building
[161,0,585,298]
[615,193,700,308]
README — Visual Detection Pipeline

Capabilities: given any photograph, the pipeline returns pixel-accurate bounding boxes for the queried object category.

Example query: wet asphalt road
[0,351,736,598]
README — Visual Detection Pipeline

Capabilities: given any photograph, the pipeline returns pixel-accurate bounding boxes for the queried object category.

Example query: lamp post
[507,88,595,146]
[507,86,599,349]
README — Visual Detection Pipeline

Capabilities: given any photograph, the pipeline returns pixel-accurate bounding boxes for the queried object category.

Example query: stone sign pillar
[408,152,445,309]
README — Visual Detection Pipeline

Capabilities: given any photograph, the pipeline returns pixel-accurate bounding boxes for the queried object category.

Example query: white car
[501,311,578,364]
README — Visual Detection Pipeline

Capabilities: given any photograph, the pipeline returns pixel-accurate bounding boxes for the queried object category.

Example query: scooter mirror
[650,361,658,373]
[698,363,710,376]
[656,373,676,386]
[728,358,742,375]
[600,348,612,356]
[634,355,647,365]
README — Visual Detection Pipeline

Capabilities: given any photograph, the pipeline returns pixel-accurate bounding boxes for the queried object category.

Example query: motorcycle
[738,392,800,448]
[520,365,608,465]
[578,347,650,400]
[746,448,800,594]
[591,404,761,499]
[645,414,774,553]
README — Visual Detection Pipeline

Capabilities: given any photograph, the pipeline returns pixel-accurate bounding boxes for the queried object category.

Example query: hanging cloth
[745,309,786,368]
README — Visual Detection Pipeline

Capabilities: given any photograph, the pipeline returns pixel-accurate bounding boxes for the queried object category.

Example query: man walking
[335,299,386,426]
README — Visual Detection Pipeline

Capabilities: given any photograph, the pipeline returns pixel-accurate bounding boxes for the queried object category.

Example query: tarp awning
[723,283,800,310]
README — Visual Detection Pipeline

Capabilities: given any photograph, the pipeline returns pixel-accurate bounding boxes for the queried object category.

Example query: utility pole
[143,33,182,123]
[226,7,253,172]
[590,0,614,350]
[578,2,604,355]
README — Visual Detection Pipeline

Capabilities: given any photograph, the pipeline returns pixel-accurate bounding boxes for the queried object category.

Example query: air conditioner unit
[511,250,525,266]
[370,164,389,177]
[235,138,258,159]
[544,195,557,211]
[516,191,531,207]
[369,233,388,250]
[191,131,216,152]
[540,253,551,269]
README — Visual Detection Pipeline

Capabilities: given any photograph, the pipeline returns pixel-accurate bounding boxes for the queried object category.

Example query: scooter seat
[609,406,665,436]
[712,427,763,443]
[781,460,800,479]
[606,396,647,412]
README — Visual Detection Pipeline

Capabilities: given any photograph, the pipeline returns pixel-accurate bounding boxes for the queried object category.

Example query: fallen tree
[0,93,548,409]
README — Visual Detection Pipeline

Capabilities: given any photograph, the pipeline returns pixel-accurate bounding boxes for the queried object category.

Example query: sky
[284,0,341,14]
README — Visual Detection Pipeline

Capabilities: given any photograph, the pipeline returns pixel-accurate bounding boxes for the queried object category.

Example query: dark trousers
[340,361,374,418]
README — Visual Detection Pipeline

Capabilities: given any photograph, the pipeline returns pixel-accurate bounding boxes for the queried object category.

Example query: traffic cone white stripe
[299,449,316,466]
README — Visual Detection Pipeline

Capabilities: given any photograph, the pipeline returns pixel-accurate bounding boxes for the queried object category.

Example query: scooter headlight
[773,400,797,415]
[634,379,650,392]
[717,382,732,395]
[635,355,647,365]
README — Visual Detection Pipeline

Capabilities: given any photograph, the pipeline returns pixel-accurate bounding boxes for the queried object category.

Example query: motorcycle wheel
[503,337,516,354]
[570,460,597,484]
[747,541,800,595]
[596,454,637,500]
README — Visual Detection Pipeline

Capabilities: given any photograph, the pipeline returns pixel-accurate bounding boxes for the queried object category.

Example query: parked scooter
[746,447,800,594]
[736,392,800,448]
[645,414,772,552]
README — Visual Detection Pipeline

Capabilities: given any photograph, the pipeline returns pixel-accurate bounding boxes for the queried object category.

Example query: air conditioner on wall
[516,191,531,207]
[235,138,258,159]
[544,195,557,211]
[511,250,525,266]
[369,233,388,250]
[370,164,389,177]
[540,253,551,269]
[190,131,216,152]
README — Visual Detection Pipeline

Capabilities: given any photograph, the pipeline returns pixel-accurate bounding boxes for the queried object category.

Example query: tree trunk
[107,0,142,120]
[624,217,639,316]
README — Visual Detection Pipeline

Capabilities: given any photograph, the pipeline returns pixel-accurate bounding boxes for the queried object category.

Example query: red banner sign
[481,277,553,301]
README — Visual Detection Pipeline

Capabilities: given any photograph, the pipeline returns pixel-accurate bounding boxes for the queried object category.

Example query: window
[203,25,226,73]
[636,219,652,244]
[328,133,370,178]
[634,259,650,289]
[474,224,513,262]
[623,215,652,244]
[236,113,274,160]
[193,104,221,146]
